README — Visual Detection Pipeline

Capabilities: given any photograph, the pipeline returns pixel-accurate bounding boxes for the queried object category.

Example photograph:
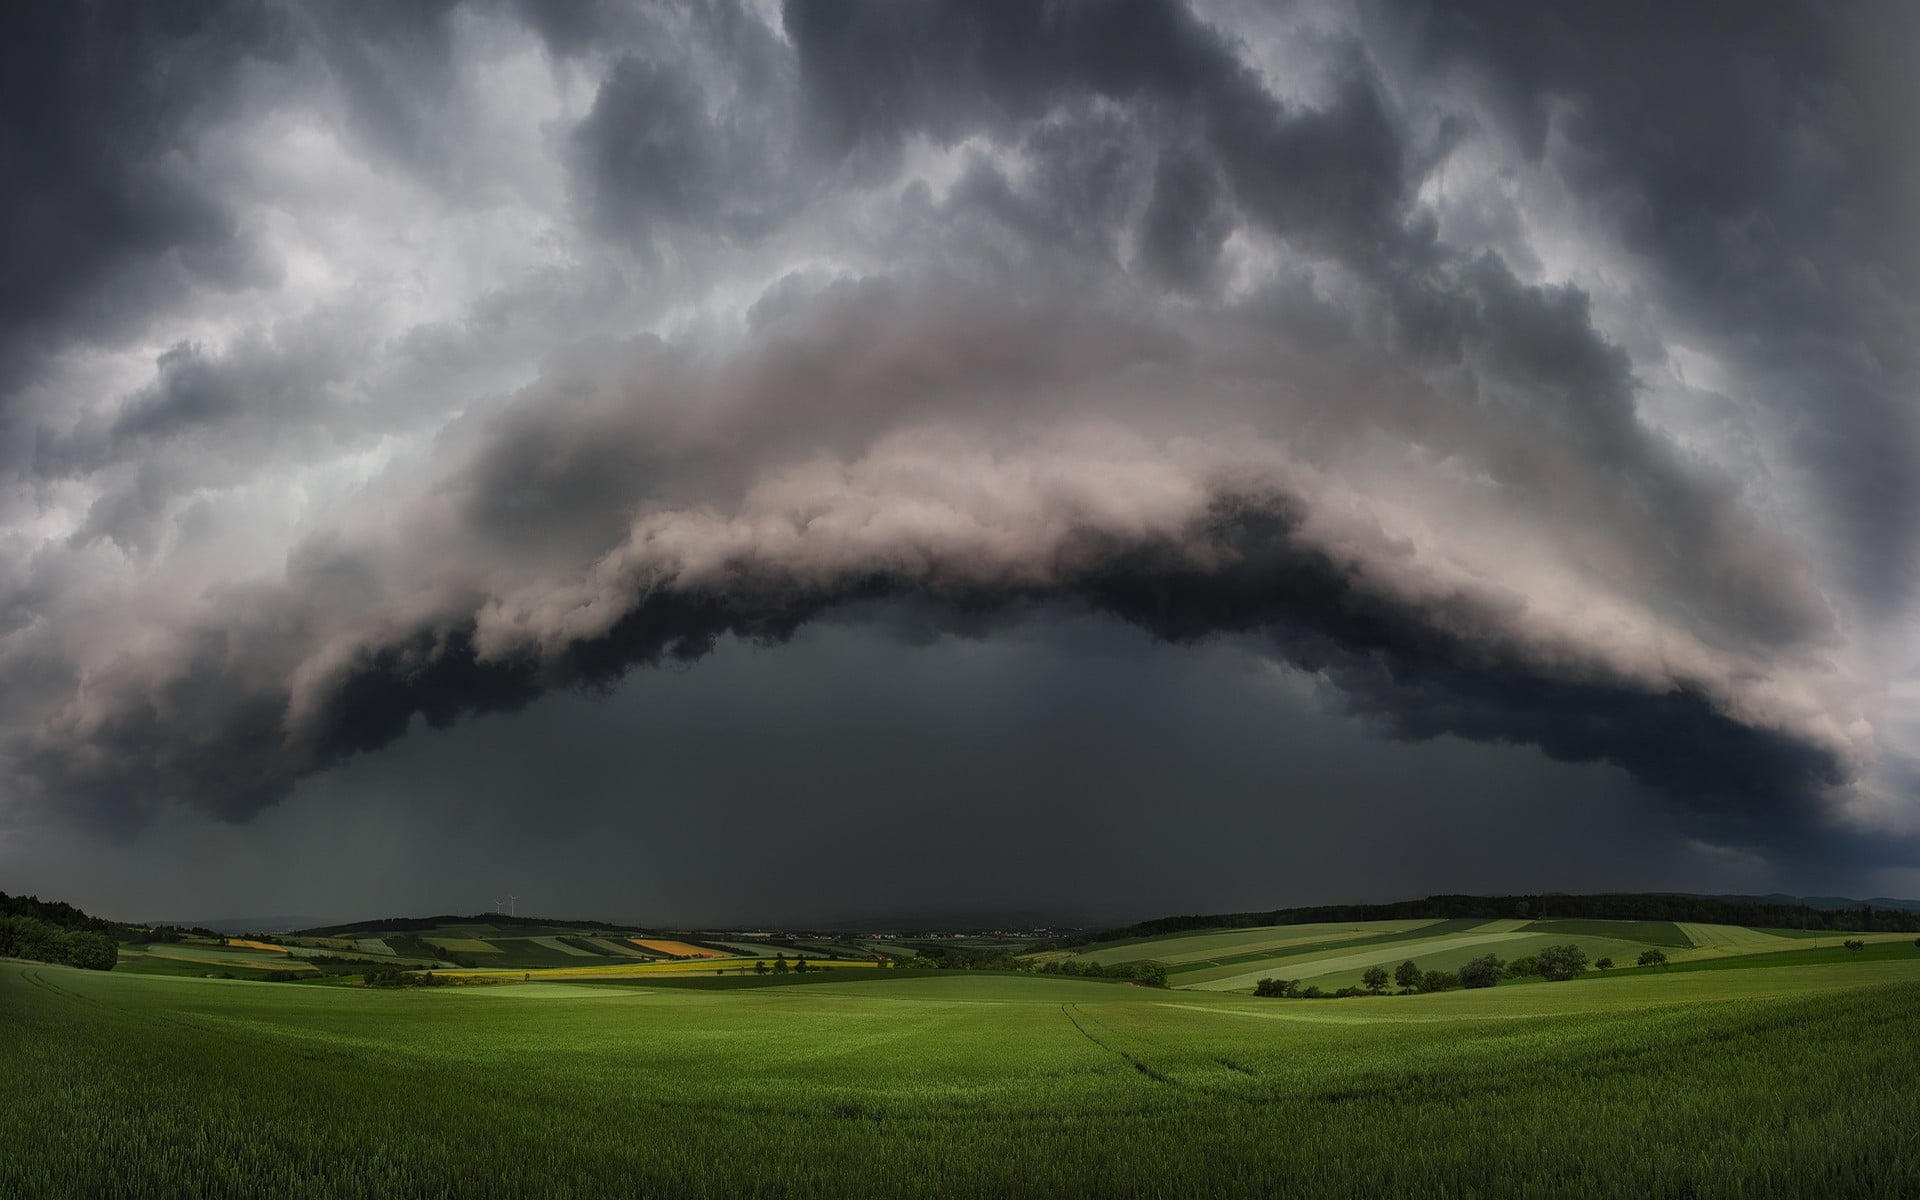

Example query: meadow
[6,929,1920,1198]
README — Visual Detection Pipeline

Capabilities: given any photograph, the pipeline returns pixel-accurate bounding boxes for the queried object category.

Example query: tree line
[1038,893,1920,950]
[1255,944,1619,998]
[0,891,125,971]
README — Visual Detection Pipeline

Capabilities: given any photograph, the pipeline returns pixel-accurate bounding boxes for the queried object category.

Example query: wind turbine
[506,894,518,918]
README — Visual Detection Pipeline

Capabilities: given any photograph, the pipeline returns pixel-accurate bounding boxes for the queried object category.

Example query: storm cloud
[2,0,1916,912]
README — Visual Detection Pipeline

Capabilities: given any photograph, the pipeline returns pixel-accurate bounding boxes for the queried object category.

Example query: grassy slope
[6,958,1920,1197]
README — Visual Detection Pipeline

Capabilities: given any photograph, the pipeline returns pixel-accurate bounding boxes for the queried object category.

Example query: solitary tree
[755,960,769,975]
[1457,954,1504,989]
[1393,960,1420,993]
[1636,949,1667,969]
[1844,939,1865,953]
[1594,957,1614,972]
[774,957,789,975]
[1361,965,1390,995]
[1536,944,1588,981]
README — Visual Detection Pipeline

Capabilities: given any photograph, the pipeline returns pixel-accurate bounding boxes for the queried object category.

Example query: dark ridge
[1034,892,1920,950]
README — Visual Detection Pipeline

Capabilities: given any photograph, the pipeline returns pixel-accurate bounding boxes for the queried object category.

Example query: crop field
[225,939,291,954]
[575,936,654,957]
[630,937,729,958]
[444,957,888,982]
[117,944,319,976]
[422,936,500,954]
[6,952,1920,1197]
[1054,918,1914,996]
[527,935,597,957]
[1069,919,1439,966]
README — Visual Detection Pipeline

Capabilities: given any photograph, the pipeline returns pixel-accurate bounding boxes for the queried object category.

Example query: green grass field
[6,948,1920,1197]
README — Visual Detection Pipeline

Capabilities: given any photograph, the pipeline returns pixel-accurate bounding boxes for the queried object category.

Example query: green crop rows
[6,947,1920,1197]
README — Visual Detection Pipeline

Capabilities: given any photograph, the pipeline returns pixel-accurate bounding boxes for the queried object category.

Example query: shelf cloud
[2,1,1915,893]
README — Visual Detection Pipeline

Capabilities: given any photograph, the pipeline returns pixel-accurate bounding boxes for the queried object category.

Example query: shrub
[1636,949,1668,969]
[1505,956,1539,979]
[1594,958,1614,971]
[1253,977,1292,998]
[1420,969,1458,993]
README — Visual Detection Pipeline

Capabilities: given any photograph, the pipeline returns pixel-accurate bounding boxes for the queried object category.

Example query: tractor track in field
[1059,1003,1275,1103]
[14,964,233,1036]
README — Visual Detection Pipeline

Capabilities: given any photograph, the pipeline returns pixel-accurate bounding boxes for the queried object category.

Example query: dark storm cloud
[13,483,1844,839]
[782,0,1409,254]
[1392,0,1920,611]
[0,1,286,470]
[0,0,1911,883]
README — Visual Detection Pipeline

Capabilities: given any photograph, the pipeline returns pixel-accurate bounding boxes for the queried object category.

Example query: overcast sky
[3,1,1917,927]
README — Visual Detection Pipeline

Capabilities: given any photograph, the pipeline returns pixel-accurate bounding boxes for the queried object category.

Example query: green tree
[773,957,789,975]
[1420,969,1458,993]
[1457,953,1504,989]
[1505,955,1539,978]
[1594,957,1614,971]
[1536,944,1588,981]
[755,960,769,975]
[1393,960,1420,993]
[1636,949,1668,969]
[1361,965,1389,994]
[59,930,117,971]
[1843,939,1865,953]
[1138,963,1169,988]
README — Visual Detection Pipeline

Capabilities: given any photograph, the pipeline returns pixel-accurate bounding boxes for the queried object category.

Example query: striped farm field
[1665,924,1919,959]
[528,935,597,957]
[351,938,393,956]
[442,958,886,982]
[225,939,290,954]
[1185,928,1550,991]
[630,938,728,959]
[424,937,500,954]
[1072,920,1440,967]
[578,936,654,958]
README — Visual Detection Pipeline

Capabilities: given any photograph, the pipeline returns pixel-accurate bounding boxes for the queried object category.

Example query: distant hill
[154,916,334,935]
[297,912,644,937]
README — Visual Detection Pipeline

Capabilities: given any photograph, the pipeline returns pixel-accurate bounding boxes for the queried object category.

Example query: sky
[3,0,1918,927]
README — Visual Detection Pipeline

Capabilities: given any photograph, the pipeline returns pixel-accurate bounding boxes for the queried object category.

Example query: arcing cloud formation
[2,1,1915,859]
